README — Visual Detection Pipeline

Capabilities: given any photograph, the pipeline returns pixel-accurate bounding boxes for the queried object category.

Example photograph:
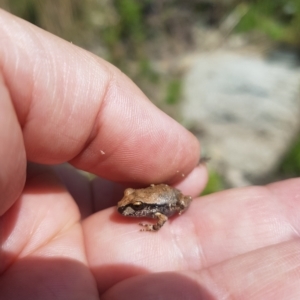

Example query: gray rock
[182,52,300,187]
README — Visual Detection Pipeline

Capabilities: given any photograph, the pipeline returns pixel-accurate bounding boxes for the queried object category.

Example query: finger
[53,164,126,215]
[0,9,203,189]
[173,164,207,197]
[82,178,300,292]
[91,177,125,211]
[102,240,300,300]
[52,164,93,218]
[0,164,80,271]
[198,239,300,299]
[0,164,98,299]
[0,73,26,215]
[102,272,208,300]
[52,165,131,215]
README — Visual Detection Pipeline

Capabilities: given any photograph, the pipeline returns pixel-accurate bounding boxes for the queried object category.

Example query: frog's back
[138,184,179,206]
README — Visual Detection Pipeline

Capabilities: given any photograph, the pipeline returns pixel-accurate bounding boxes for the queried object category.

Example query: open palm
[1,10,299,300]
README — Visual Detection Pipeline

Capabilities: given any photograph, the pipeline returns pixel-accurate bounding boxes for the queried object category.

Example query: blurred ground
[182,51,300,187]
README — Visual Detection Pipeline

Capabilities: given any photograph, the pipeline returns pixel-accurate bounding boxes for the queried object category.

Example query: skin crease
[0,9,300,300]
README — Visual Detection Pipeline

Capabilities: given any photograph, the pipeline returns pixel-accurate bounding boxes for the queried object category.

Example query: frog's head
[117,188,148,217]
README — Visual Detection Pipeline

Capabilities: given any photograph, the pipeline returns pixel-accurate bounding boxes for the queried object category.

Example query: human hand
[0,9,204,299]
[1,9,299,300]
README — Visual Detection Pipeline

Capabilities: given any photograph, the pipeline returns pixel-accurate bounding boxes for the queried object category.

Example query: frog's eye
[132,201,144,210]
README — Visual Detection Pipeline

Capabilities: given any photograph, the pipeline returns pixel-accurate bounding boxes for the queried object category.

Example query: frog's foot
[178,196,193,215]
[139,212,168,232]
[139,223,156,231]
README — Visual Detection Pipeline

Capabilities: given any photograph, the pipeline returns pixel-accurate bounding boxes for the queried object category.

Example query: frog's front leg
[139,212,168,231]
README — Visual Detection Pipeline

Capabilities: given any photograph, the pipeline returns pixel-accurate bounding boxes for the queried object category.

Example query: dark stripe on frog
[124,203,175,218]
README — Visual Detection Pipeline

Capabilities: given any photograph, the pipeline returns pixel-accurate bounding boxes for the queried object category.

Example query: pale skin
[1,9,300,300]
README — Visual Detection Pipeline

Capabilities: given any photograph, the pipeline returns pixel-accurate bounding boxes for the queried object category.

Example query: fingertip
[173,164,208,197]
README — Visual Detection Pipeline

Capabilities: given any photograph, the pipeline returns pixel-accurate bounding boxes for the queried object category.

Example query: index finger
[0,10,203,213]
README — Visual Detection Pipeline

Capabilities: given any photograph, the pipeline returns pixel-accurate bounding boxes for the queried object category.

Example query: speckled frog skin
[117,184,192,231]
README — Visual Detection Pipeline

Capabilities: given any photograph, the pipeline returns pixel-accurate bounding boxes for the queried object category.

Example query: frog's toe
[139,223,155,231]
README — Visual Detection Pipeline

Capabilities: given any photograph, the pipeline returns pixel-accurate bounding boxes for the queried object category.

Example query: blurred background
[1,0,300,194]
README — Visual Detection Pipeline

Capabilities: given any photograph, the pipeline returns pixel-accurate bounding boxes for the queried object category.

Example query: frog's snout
[117,206,125,214]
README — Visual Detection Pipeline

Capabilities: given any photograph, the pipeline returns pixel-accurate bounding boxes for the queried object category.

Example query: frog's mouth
[118,204,151,217]
[118,205,135,216]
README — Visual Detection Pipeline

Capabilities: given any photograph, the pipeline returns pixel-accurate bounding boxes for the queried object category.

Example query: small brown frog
[117,184,192,231]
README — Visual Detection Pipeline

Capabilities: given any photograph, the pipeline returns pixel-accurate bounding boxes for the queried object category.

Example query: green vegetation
[201,170,225,196]
[164,79,182,105]
[138,58,159,83]
[114,0,145,45]
[279,137,300,177]
[102,0,147,64]
[3,0,39,25]
[236,1,300,45]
